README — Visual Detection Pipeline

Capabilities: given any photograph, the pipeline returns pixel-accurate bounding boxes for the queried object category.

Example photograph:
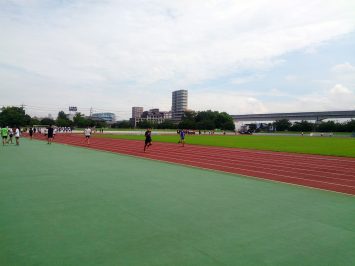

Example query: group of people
[1,126,21,146]
[143,128,186,152]
[2,125,187,151]
[81,126,185,152]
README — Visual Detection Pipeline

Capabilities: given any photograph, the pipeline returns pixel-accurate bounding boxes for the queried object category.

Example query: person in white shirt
[7,127,14,144]
[15,127,20,145]
[84,126,92,144]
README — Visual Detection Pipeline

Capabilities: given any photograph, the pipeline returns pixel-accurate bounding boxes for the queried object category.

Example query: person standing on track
[84,126,92,145]
[7,127,14,144]
[179,129,185,147]
[47,125,54,144]
[144,128,152,152]
[15,126,20,145]
[29,127,33,140]
[1,126,8,146]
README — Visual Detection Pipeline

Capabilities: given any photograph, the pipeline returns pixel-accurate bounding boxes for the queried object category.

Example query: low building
[91,113,116,124]
[130,108,172,127]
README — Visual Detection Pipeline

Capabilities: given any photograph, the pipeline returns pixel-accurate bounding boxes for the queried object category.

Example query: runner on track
[178,129,185,147]
[84,126,92,144]
[144,128,152,152]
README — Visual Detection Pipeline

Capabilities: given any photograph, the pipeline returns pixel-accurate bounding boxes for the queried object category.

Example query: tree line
[267,119,355,132]
[0,107,107,128]
[178,110,235,130]
[3,106,353,132]
[111,110,236,130]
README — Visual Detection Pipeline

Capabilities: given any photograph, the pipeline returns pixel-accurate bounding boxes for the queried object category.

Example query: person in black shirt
[144,128,152,152]
[47,125,54,144]
[29,127,33,140]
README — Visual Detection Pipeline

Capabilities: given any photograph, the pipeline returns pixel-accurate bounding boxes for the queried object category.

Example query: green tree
[137,120,155,129]
[112,120,132,128]
[95,120,107,128]
[40,118,55,125]
[343,120,355,132]
[290,120,314,132]
[216,112,235,130]
[0,106,30,127]
[317,121,337,132]
[178,119,196,129]
[56,111,72,127]
[221,120,235,130]
[195,120,214,130]
[195,110,217,123]
[182,110,197,121]
[273,119,292,131]
[30,117,41,126]
[73,113,89,128]
[157,120,176,129]
[177,110,235,130]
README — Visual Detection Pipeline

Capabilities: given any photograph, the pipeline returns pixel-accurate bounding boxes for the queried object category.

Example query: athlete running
[144,128,152,152]
[84,126,92,144]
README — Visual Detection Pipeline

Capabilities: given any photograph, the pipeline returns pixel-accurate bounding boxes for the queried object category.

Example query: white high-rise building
[172,90,188,120]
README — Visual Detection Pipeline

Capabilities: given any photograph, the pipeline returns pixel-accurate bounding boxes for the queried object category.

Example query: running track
[31,134,355,196]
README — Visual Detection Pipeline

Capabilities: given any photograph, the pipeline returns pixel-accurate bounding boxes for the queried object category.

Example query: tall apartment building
[132,107,144,119]
[172,89,188,120]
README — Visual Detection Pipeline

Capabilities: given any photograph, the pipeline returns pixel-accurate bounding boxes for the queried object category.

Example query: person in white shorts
[84,126,92,144]
[15,127,20,145]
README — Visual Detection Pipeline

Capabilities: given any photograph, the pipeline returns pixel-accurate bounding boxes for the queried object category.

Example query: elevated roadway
[232,110,355,122]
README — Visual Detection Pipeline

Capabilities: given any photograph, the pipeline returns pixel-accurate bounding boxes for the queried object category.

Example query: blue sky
[0,0,355,119]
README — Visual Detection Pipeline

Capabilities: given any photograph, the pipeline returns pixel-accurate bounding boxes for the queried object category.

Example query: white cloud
[231,74,264,85]
[284,75,299,82]
[329,84,352,95]
[264,84,355,113]
[329,62,355,87]
[189,90,268,115]
[0,1,355,118]
[331,62,355,73]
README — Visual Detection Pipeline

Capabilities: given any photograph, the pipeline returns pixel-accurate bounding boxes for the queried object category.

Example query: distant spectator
[47,125,54,144]
[29,127,34,140]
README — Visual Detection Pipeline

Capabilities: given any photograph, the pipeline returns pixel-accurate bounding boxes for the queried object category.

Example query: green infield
[1,139,355,265]
[96,134,355,157]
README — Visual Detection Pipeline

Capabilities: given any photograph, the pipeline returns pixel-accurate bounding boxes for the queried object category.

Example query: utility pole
[90,107,93,118]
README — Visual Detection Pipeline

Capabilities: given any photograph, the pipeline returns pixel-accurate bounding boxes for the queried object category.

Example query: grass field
[96,134,355,158]
[1,139,355,265]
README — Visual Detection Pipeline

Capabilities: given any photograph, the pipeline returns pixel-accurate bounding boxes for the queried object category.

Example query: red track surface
[31,133,355,196]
